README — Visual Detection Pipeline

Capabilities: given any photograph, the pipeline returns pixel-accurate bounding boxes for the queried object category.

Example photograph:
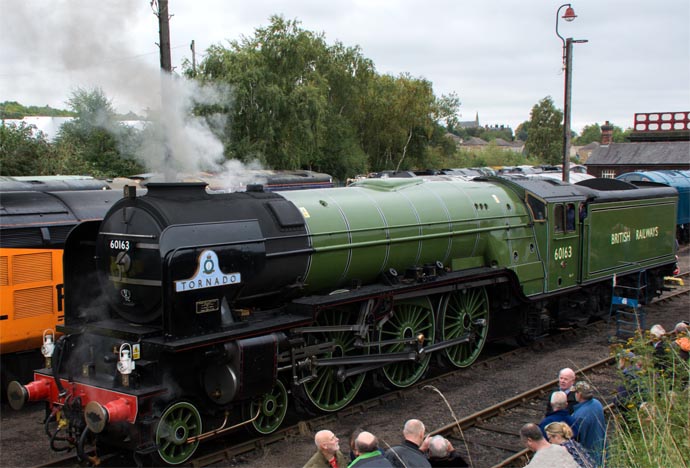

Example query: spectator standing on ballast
[546,368,578,415]
[539,391,577,439]
[545,421,595,468]
[519,423,579,468]
[304,429,347,468]
[426,435,469,467]
[384,419,431,468]
[348,431,393,468]
[571,381,606,467]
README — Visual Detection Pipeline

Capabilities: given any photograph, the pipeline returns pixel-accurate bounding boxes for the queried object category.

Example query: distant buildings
[586,113,690,178]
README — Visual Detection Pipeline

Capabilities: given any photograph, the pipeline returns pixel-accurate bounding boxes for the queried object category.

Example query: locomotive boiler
[8,175,678,464]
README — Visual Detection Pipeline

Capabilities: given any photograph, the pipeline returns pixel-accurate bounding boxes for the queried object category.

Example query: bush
[607,332,690,467]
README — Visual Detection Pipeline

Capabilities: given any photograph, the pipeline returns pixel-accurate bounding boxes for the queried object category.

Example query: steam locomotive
[0,171,332,398]
[8,175,678,464]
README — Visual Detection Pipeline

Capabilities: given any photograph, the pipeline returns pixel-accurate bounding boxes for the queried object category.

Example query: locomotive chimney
[601,121,614,145]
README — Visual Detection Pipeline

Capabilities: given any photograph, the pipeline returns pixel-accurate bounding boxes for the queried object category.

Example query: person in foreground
[426,435,469,467]
[384,419,431,468]
[544,421,596,468]
[519,423,579,468]
[304,429,348,468]
[348,431,393,468]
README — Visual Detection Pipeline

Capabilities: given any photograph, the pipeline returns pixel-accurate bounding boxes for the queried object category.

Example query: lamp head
[562,6,577,22]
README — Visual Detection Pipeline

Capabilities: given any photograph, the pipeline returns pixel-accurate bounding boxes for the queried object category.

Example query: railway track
[32,278,689,468]
[427,356,615,467]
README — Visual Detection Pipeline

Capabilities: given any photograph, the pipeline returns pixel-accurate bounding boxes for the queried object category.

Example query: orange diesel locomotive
[0,188,122,392]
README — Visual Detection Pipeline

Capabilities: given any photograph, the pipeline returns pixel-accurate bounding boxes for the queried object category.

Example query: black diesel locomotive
[8,175,678,464]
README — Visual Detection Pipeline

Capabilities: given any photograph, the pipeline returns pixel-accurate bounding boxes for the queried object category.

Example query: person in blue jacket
[539,391,577,440]
[571,381,606,467]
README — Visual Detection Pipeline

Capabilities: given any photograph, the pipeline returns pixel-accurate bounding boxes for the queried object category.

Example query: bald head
[558,368,576,391]
[403,419,426,445]
[315,430,339,457]
[355,431,379,454]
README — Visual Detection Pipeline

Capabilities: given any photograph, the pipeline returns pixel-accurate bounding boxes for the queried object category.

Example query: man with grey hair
[426,435,468,467]
[384,419,431,468]
[303,429,347,468]
[572,381,606,467]
[545,367,577,415]
[520,423,578,467]
[538,391,577,439]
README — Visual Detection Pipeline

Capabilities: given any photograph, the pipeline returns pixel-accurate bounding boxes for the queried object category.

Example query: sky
[1,0,689,135]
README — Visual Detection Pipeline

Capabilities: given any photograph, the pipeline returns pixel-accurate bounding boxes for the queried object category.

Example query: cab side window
[527,194,546,222]
[566,203,576,232]
[554,204,564,233]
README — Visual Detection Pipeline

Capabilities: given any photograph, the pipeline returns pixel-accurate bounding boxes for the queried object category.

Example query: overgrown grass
[606,332,689,467]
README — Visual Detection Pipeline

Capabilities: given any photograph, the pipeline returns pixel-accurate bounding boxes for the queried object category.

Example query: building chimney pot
[601,121,614,145]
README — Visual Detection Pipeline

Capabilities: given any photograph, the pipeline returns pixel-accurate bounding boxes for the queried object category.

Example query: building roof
[461,136,488,146]
[585,141,690,166]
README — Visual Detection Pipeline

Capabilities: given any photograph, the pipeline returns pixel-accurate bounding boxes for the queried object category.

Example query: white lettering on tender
[610,232,631,244]
[174,250,242,292]
[610,226,660,245]
[635,226,659,240]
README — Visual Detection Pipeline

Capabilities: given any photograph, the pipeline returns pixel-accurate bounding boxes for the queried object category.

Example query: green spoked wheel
[247,379,288,435]
[302,307,367,412]
[440,287,489,368]
[379,297,435,388]
[155,401,202,465]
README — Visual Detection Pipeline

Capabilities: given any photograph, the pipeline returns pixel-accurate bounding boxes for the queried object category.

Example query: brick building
[585,112,690,178]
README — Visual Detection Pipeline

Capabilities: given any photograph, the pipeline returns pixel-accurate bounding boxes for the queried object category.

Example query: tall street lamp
[555,4,587,182]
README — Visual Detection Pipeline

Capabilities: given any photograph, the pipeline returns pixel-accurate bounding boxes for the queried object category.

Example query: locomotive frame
[8,175,678,465]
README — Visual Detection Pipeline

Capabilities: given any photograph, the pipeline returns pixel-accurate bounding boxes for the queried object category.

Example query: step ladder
[609,270,647,341]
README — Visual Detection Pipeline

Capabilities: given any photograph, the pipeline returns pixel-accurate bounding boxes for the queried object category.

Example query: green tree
[515,121,530,141]
[54,87,144,177]
[187,15,458,180]
[523,97,563,164]
[573,123,601,145]
[0,101,74,119]
[0,122,54,175]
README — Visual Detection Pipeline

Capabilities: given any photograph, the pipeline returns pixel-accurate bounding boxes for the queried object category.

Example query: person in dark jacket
[545,368,577,415]
[348,431,393,468]
[426,435,469,467]
[539,391,577,439]
[384,419,431,468]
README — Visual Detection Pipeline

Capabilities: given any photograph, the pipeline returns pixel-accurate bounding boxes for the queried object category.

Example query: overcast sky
[1,0,688,134]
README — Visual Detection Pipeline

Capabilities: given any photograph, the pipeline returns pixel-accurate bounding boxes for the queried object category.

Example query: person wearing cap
[571,381,606,467]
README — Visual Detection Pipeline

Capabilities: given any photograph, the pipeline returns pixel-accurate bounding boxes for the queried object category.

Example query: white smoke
[136,73,231,178]
[1,0,266,185]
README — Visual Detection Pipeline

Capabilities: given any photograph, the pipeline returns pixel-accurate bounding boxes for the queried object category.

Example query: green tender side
[280,178,539,293]
[583,195,677,281]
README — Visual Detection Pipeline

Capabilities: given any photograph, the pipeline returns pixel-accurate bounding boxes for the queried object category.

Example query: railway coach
[8,175,678,465]
[616,170,690,244]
